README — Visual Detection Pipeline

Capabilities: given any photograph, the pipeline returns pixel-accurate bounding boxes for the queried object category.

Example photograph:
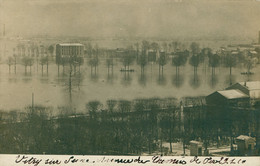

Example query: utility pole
[3,24,5,37]
[32,93,34,112]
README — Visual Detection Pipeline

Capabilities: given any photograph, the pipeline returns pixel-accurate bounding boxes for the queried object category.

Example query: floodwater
[0,57,259,113]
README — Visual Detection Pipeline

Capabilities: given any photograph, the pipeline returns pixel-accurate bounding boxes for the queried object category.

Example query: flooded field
[0,57,259,113]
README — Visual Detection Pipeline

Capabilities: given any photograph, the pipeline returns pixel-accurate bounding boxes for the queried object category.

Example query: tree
[141,40,150,54]
[137,51,147,75]
[190,42,200,56]
[21,57,32,74]
[88,55,99,75]
[243,55,258,80]
[86,101,102,119]
[121,52,135,71]
[243,55,258,73]
[223,52,236,76]
[162,42,168,53]
[39,56,47,75]
[28,58,34,73]
[208,53,220,76]
[150,42,159,52]
[48,45,54,56]
[107,100,117,113]
[13,48,17,74]
[35,46,40,72]
[7,56,14,73]
[118,100,131,121]
[86,43,93,57]
[106,56,114,74]
[75,57,84,73]
[172,51,188,76]
[134,42,140,59]
[189,53,203,76]
[158,52,167,75]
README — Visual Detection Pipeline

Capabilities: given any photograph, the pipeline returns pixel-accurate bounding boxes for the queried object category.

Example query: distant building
[56,43,84,62]
[226,81,260,99]
[206,89,250,107]
[148,51,156,62]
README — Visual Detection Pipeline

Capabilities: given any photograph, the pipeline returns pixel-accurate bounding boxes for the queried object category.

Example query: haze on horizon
[1,0,260,41]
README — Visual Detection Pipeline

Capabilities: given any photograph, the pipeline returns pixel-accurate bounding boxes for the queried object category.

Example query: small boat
[120,68,135,72]
[241,71,254,75]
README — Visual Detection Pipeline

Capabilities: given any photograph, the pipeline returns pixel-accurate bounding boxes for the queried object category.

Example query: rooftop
[236,135,255,141]
[57,43,84,46]
[217,89,248,99]
[190,140,202,145]
[238,81,260,90]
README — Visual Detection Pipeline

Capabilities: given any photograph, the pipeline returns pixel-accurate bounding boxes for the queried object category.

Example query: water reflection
[138,73,147,87]
[208,74,218,88]
[172,74,184,88]
[74,73,85,91]
[189,74,201,89]
[121,72,132,86]
[8,75,18,83]
[22,73,32,83]
[106,73,115,84]
[90,73,99,82]
[157,74,167,86]
[39,75,50,84]
[225,75,236,86]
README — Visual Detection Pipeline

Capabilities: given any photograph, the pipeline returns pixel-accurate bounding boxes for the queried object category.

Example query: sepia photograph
[0,0,260,158]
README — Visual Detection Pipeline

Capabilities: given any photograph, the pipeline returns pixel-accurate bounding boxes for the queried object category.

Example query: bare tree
[7,56,14,73]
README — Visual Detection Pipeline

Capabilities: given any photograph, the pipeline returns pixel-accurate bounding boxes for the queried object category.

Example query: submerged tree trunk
[9,65,11,73]
[57,64,60,76]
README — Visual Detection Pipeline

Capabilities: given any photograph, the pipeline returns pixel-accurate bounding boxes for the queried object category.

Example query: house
[206,89,250,107]
[226,81,260,99]
[236,135,256,156]
[190,140,203,156]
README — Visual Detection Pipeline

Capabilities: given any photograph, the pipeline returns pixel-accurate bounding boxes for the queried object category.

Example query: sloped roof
[217,89,248,99]
[238,81,260,90]
[236,135,255,141]
[190,140,202,145]
[57,43,83,46]
[249,51,257,54]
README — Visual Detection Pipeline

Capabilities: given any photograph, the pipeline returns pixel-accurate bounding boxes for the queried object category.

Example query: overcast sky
[1,0,260,40]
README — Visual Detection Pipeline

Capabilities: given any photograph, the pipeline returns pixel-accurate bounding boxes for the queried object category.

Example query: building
[190,140,203,156]
[236,135,256,156]
[226,81,260,99]
[56,43,84,62]
[206,89,250,107]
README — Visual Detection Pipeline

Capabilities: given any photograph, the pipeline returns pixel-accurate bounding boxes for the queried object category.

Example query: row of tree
[0,97,259,155]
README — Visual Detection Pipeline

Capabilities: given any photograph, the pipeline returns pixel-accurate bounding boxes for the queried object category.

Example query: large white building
[56,43,84,62]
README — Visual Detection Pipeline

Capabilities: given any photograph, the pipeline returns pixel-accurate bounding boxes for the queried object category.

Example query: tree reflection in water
[138,73,147,87]
[172,74,184,88]
[157,73,167,86]
[189,74,200,89]
[208,74,218,89]
[121,72,132,86]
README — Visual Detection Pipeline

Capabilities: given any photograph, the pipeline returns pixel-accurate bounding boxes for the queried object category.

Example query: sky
[1,0,260,40]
